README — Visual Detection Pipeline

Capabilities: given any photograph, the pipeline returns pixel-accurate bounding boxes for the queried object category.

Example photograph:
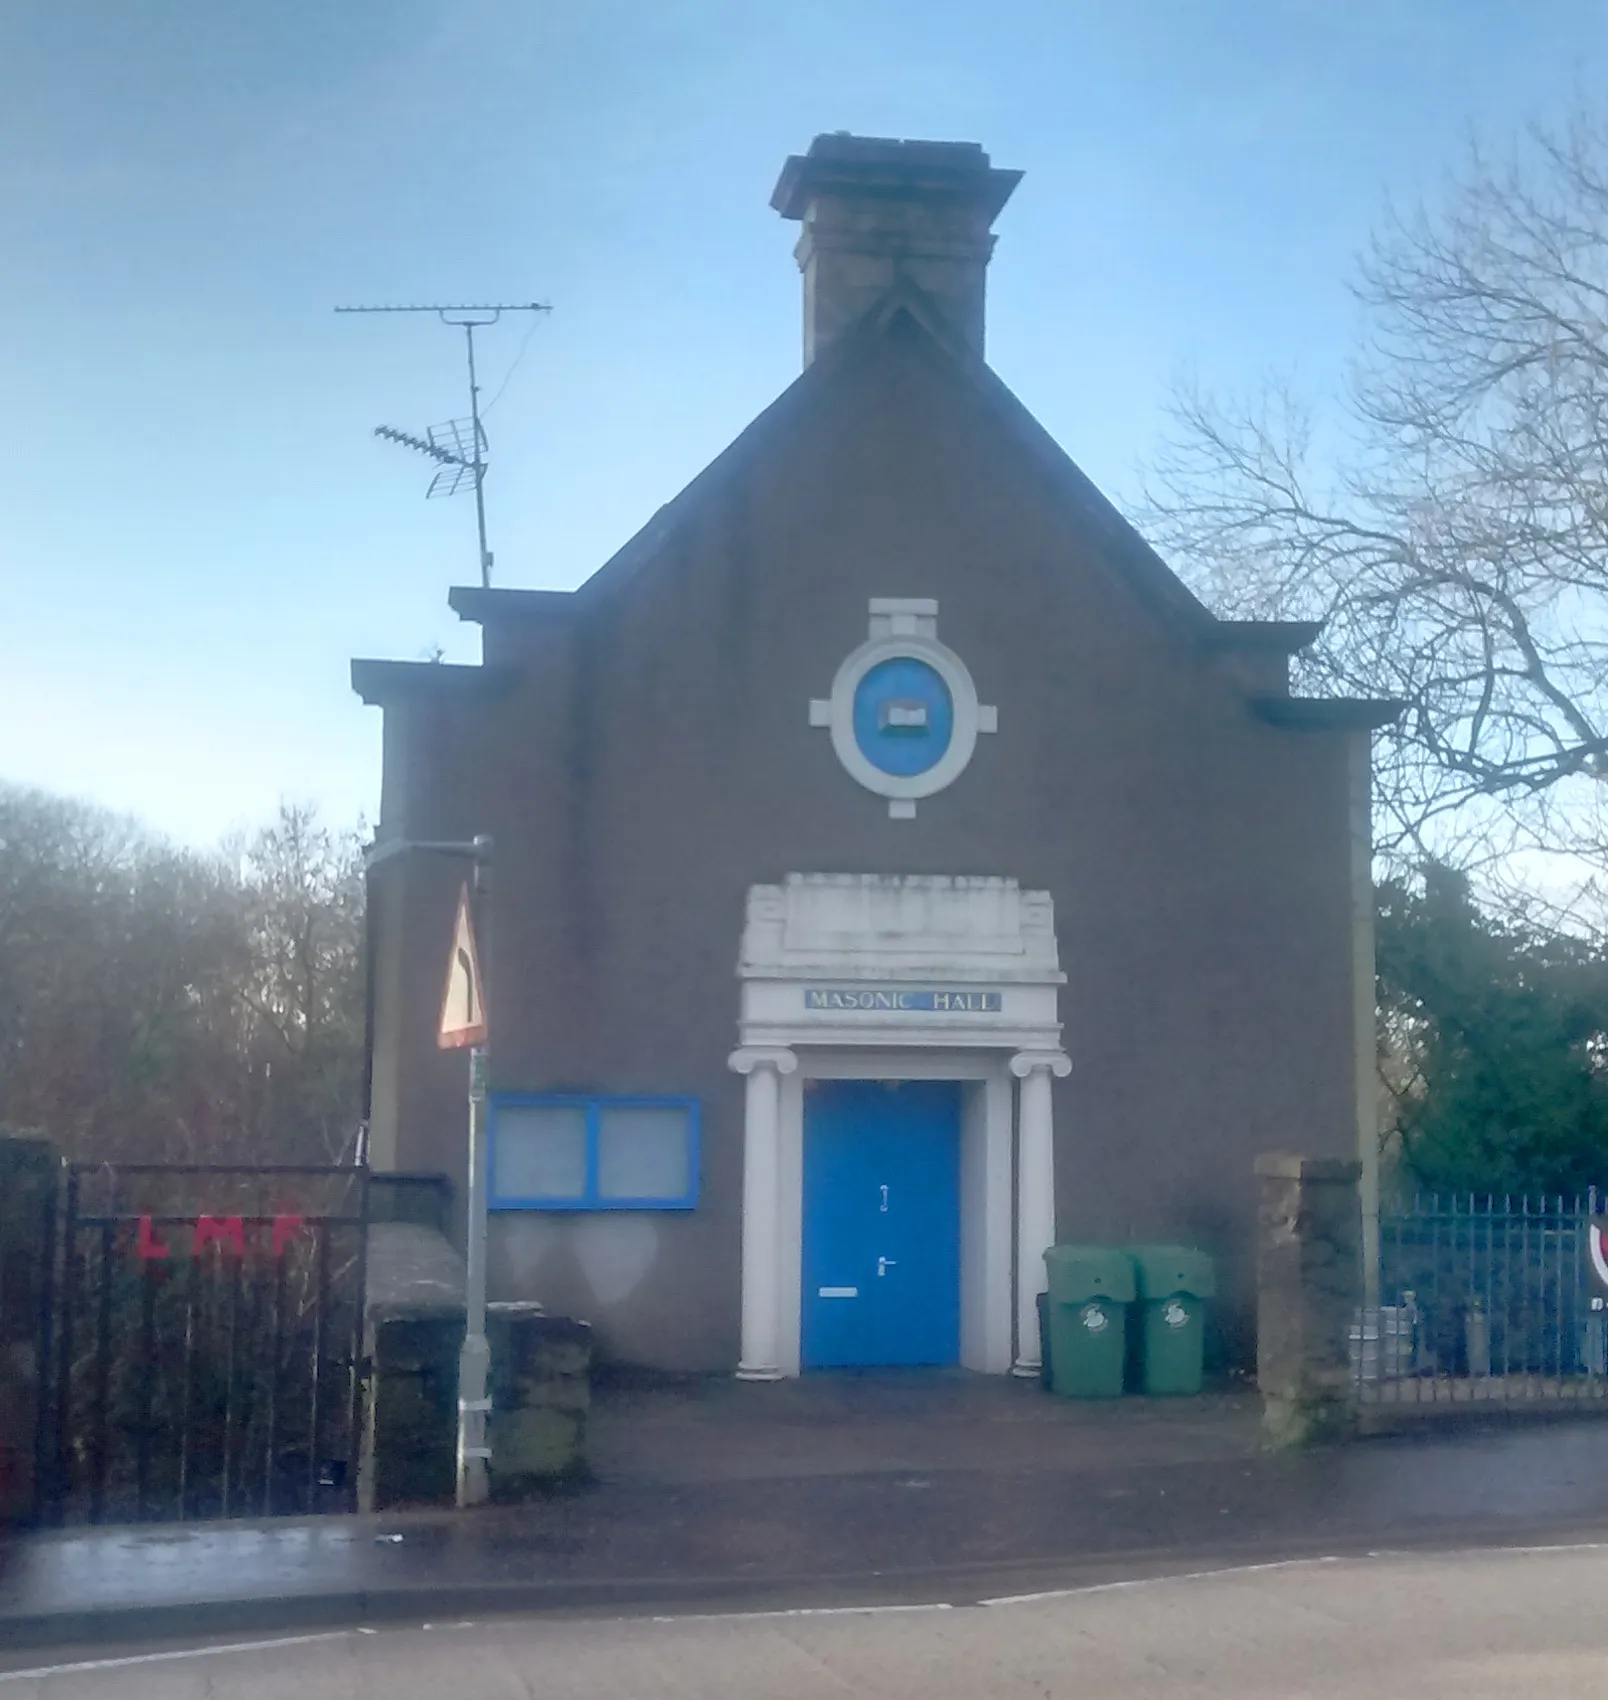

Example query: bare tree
[0,786,365,1164]
[1141,111,1608,911]
[229,803,366,1163]
[0,786,239,1158]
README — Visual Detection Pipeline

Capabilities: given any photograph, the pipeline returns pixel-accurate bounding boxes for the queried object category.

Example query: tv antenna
[336,302,551,588]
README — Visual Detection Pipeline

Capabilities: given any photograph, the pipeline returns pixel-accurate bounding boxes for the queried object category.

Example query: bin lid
[1043,1244,1136,1303]
[1129,1244,1215,1299]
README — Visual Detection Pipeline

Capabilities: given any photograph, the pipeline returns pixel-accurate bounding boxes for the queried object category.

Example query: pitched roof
[430,285,1399,731]
[532,281,1220,644]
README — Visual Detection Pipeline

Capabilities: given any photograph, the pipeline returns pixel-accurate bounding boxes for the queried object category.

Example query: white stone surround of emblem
[808,598,997,816]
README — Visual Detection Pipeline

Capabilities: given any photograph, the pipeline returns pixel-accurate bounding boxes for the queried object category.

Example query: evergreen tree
[1378,865,1608,1195]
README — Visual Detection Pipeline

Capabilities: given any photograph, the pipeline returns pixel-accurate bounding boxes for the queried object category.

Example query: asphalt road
[5,1541,1607,1698]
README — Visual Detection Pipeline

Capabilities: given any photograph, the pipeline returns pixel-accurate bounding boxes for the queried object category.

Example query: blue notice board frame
[488,1093,701,1211]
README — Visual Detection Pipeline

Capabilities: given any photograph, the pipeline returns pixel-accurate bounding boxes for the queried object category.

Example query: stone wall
[488,1303,592,1496]
[1255,1152,1362,1448]
[364,1311,462,1511]
[360,1220,466,1511]
[359,1219,592,1510]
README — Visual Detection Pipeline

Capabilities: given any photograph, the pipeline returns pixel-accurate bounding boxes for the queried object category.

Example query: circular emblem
[1080,1302,1109,1333]
[1162,1298,1189,1330]
[852,657,954,777]
[809,601,997,817]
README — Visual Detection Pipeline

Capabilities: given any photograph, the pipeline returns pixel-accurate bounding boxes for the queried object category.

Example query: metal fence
[1356,1192,1608,1407]
[45,1163,370,1524]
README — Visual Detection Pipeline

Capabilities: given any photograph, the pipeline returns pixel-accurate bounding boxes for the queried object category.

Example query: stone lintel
[1254,1153,1362,1183]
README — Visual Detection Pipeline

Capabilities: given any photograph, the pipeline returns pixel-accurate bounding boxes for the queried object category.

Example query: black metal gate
[43,1163,369,1525]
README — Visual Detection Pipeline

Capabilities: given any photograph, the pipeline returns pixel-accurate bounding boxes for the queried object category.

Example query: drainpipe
[359,858,376,1164]
[1350,733,1380,1311]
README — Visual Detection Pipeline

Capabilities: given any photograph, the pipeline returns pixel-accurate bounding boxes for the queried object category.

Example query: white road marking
[650,1602,954,1624]
[979,1540,1608,1607]
[1490,1541,1608,1556]
[0,1630,356,1683]
[6,1535,1607,1681]
[979,1554,1347,1606]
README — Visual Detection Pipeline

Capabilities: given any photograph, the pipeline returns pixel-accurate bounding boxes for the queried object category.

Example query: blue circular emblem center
[851,657,954,777]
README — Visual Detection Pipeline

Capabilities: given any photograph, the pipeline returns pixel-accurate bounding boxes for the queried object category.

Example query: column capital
[728,1045,799,1077]
[1009,1048,1071,1080]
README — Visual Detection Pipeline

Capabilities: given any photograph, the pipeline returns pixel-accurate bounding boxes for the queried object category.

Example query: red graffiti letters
[135,1216,171,1260]
[193,1215,247,1257]
[131,1213,308,1259]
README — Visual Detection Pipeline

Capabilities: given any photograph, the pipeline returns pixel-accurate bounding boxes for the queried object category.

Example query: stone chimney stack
[771,134,1021,366]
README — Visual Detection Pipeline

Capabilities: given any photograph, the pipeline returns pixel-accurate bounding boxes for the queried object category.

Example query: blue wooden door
[801,1079,961,1368]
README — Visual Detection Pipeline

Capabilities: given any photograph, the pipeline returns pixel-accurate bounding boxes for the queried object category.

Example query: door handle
[879,1185,889,1212]
[877,1256,898,1277]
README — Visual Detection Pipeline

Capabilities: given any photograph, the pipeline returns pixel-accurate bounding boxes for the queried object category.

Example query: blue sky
[1,0,1601,846]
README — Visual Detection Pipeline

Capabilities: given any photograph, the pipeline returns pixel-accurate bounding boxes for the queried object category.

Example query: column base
[1011,1359,1043,1379]
[736,1364,786,1382]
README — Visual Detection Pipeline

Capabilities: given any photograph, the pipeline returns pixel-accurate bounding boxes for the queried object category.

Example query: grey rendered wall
[374,318,1360,1372]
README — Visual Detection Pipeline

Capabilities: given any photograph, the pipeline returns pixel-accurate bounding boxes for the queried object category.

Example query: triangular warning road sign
[438,884,488,1049]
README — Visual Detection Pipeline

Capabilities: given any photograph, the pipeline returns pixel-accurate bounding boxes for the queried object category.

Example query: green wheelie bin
[1130,1245,1215,1394]
[1043,1246,1136,1397]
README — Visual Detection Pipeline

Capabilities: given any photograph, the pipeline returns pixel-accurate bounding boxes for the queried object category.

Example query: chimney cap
[771,133,1021,223]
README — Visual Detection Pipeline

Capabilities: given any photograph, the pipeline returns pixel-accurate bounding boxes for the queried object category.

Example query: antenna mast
[337,302,551,588]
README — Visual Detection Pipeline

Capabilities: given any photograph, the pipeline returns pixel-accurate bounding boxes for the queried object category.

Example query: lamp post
[363,832,494,1508]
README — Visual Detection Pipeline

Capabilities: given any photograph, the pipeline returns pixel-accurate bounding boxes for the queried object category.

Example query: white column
[1011,1049,1072,1377]
[729,1046,797,1380]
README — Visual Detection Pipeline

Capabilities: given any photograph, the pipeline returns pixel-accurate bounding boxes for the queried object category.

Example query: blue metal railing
[1356,1190,1608,1406]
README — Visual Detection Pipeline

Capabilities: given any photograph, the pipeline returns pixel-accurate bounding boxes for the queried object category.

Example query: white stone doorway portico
[729,875,1069,1380]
